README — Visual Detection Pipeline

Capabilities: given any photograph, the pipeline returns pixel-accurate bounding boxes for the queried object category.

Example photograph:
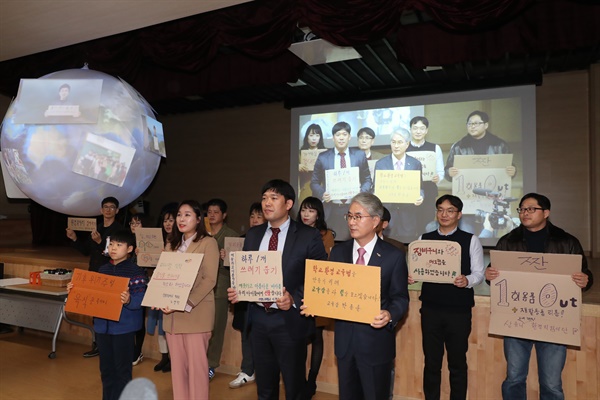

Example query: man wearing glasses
[409,194,484,400]
[65,196,123,357]
[328,193,409,400]
[485,193,593,400]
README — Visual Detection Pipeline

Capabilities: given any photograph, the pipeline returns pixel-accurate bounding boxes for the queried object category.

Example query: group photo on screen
[291,86,535,246]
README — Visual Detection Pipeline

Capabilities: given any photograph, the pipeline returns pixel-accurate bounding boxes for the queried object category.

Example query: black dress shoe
[83,342,99,358]
[154,356,169,372]
[162,360,171,373]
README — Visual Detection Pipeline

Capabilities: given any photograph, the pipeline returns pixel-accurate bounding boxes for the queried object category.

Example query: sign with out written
[135,227,164,267]
[300,149,327,171]
[223,237,245,267]
[408,240,461,283]
[142,252,203,311]
[230,251,283,302]
[65,268,129,321]
[374,170,421,203]
[406,150,437,182]
[489,250,582,347]
[325,167,360,200]
[452,154,513,214]
[68,217,97,232]
[304,259,380,324]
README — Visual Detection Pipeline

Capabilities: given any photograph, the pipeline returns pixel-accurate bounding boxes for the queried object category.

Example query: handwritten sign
[304,259,380,324]
[406,150,437,182]
[135,227,164,267]
[454,154,513,169]
[141,252,204,311]
[325,167,360,200]
[223,237,245,267]
[65,268,129,321]
[408,240,461,283]
[374,170,421,203]
[68,217,97,232]
[489,250,582,347]
[230,251,283,302]
[300,149,327,171]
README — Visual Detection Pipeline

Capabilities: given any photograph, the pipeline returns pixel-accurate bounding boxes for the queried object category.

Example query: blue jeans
[501,337,566,400]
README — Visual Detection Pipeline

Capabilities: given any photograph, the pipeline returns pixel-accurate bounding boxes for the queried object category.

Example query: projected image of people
[298,123,326,202]
[374,127,424,243]
[310,122,372,240]
[445,111,517,237]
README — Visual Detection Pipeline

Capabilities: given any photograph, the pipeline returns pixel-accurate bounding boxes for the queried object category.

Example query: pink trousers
[166,331,211,400]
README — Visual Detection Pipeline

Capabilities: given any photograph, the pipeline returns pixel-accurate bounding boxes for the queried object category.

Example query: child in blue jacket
[68,229,148,400]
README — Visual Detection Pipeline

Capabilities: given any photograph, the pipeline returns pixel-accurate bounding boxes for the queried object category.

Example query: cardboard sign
[407,240,461,283]
[223,237,245,267]
[454,154,513,169]
[141,252,204,311]
[374,170,421,203]
[488,250,582,347]
[325,166,361,200]
[68,217,97,232]
[300,149,327,171]
[452,168,512,214]
[135,227,164,267]
[303,259,381,324]
[406,150,437,182]
[230,251,283,302]
[65,268,129,321]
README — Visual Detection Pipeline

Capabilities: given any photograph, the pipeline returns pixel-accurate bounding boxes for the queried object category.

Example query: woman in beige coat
[161,200,219,400]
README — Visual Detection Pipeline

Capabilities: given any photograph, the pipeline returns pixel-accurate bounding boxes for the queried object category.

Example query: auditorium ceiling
[0,0,598,115]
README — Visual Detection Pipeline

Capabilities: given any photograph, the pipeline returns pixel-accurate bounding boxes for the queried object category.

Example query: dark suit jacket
[243,219,328,339]
[330,237,409,365]
[310,147,373,199]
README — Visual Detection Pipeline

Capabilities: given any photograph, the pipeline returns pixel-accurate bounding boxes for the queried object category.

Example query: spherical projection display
[1,68,160,216]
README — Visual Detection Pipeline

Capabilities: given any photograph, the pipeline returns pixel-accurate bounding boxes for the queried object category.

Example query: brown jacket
[163,235,219,334]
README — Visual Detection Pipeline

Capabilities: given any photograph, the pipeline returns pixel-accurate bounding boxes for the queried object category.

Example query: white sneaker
[132,352,143,366]
[229,372,255,389]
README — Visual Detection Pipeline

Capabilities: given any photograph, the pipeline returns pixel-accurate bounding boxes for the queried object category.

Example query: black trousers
[421,305,472,400]
[96,332,135,400]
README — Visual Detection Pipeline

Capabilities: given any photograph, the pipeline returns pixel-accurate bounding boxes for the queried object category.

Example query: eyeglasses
[516,207,544,214]
[102,205,117,210]
[129,221,141,226]
[344,213,375,222]
[358,135,373,141]
[436,208,458,215]
[411,126,427,132]
[466,122,485,127]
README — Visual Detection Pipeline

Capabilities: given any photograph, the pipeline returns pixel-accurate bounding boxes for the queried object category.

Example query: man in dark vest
[409,194,484,400]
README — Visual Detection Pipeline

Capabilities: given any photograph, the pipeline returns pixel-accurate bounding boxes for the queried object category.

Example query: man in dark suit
[311,121,372,240]
[374,127,424,243]
[328,192,409,400]
[228,179,327,400]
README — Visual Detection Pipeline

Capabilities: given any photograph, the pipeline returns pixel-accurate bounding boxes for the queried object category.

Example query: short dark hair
[300,124,325,150]
[110,229,136,247]
[410,116,429,128]
[249,202,262,216]
[129,214,147,225]
[382,207,391,222]
[207,198,227,213]
[332,121,351,136]
[467,110,489,123]
[357,127,375,139]
[102,196,119,208]
[436,194,463,212]
[168,200,208,250]
[519,193,551,210]
[59,83,71,91]
[261,179,296,205]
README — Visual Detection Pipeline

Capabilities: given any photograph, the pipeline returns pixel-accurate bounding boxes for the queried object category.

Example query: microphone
[119,378,158,400]
[472,188,499,197]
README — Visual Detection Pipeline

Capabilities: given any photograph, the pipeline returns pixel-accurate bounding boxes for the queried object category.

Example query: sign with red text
[223,237,245,267]
[135,227,164,267]
[230,251,283,302]
[68,217,97,232]
[325,167,360,200]
[141,252,203,311]
[408,240,461,283]
[304,259,380,324]
[65,268,129,321]
[489,250,582,347]
[374,170,421,203]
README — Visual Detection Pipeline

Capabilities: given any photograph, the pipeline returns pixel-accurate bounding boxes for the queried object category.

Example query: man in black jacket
[485,193,592,400]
